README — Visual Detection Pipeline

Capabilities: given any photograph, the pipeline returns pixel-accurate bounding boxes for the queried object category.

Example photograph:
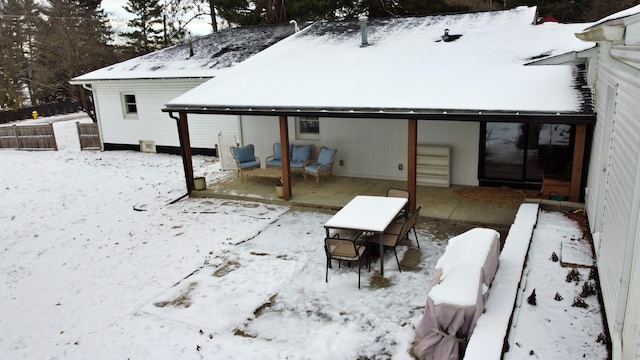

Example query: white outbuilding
[70,24,298,155]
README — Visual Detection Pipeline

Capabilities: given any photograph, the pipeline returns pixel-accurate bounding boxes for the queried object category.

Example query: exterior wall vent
[139,140,157,153]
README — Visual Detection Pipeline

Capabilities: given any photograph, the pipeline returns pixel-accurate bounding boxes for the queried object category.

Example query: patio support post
[569,124,587,202]
[279,115,292,200]
[176,112,195,193]
[408,119,418,212]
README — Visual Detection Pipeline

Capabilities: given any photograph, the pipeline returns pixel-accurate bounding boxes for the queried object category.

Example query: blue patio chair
[265,143,294,168]
[230,144,261,181]
[303,147,337,186]
[266,143,314,176]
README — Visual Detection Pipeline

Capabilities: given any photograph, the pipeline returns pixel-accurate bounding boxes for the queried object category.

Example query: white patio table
[324,195,408,276]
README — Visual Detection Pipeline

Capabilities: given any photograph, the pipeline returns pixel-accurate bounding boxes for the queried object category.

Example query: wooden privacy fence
[0,123,58,150]
[76,122,101,150]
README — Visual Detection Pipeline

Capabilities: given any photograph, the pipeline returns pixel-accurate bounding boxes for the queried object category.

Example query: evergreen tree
[0,0,42,109]
[287,0,344,21]
[366,0,469,17]
[34,0,114,106]
[121,0,164,55]
[214,0,267,26]
[200,0,469,26]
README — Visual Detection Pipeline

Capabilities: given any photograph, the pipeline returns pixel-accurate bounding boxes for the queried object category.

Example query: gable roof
[70,23,299,82]
[165,6,595,121]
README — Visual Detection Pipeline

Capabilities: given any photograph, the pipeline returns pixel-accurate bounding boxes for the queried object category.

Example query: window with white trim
[122,94,138,118]
[295,116,320,140]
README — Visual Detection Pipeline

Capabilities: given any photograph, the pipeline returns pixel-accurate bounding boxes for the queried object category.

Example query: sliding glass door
[480,122,573,187]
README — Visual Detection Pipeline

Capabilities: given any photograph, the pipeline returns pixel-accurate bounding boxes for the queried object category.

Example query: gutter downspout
[81,83,105,151]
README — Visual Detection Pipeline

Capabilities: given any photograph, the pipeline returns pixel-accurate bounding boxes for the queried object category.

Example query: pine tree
[121,0,164,55]
[0,0,42,109]
[33,0,114,111]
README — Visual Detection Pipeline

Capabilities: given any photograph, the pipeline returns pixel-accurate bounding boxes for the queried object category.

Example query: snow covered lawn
[0,114,608,359]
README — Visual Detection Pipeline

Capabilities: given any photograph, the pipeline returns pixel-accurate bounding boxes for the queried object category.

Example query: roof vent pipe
[289,19,300,33]
[359,16,368,47]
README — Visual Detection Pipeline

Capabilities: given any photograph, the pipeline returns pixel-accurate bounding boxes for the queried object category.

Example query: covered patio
[188,169,565,227]
[164,8,596,215]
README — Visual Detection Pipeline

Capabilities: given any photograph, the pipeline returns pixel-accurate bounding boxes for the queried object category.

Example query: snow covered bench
[412,228,500,359]
[463,203,539,360]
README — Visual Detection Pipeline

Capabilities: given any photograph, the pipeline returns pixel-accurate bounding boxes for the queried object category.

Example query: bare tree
[165,0,219,34]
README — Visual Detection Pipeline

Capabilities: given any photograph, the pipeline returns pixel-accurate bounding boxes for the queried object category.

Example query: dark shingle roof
[72,23,302,82]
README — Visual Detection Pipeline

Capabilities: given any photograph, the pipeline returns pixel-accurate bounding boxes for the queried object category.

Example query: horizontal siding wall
[417,120,479,186]
[587,40,640,357]
[320,117,407,180]
[631,221,640,360]
[188,113,240,150]
[238,115,280,161]
[93,79,240,150]
[585,77,612,237]
[240,116,479,185]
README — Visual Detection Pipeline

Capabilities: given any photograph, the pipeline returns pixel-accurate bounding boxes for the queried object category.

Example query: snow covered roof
[584,4,640,29]
[164,6,596,120]
[70,23,299,82]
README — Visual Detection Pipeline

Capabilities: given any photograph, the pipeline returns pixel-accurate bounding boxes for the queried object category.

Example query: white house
[164,6,595,199]
[70,24,298,155]
[573,5,640,359]
[160,6,640,358]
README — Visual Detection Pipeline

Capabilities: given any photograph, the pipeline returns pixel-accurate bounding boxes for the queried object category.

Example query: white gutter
[69,76,214,84]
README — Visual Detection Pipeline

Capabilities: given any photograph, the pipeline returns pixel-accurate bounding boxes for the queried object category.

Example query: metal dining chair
[324,235,370,288]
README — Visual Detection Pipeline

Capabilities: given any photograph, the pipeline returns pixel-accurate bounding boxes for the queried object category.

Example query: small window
[123,94,138,118]
[296,116,320,140]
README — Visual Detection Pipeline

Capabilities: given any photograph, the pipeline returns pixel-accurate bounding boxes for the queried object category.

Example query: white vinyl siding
[585,38,640,359]
[418,121,479,186]
[92,79,241,149]
[240,116,479,185]
[586,80,616,254]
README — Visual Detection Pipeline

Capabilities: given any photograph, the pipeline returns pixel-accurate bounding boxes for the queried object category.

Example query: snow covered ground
[0,114,608,359]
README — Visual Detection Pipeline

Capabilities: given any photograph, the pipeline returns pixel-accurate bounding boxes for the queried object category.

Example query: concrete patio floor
[190,170,582,230]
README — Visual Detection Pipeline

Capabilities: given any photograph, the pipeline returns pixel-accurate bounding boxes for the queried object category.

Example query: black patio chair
[384,206,421,249]
[370,207,420,272]
[386,187,410,220]
[324,235,370,289]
